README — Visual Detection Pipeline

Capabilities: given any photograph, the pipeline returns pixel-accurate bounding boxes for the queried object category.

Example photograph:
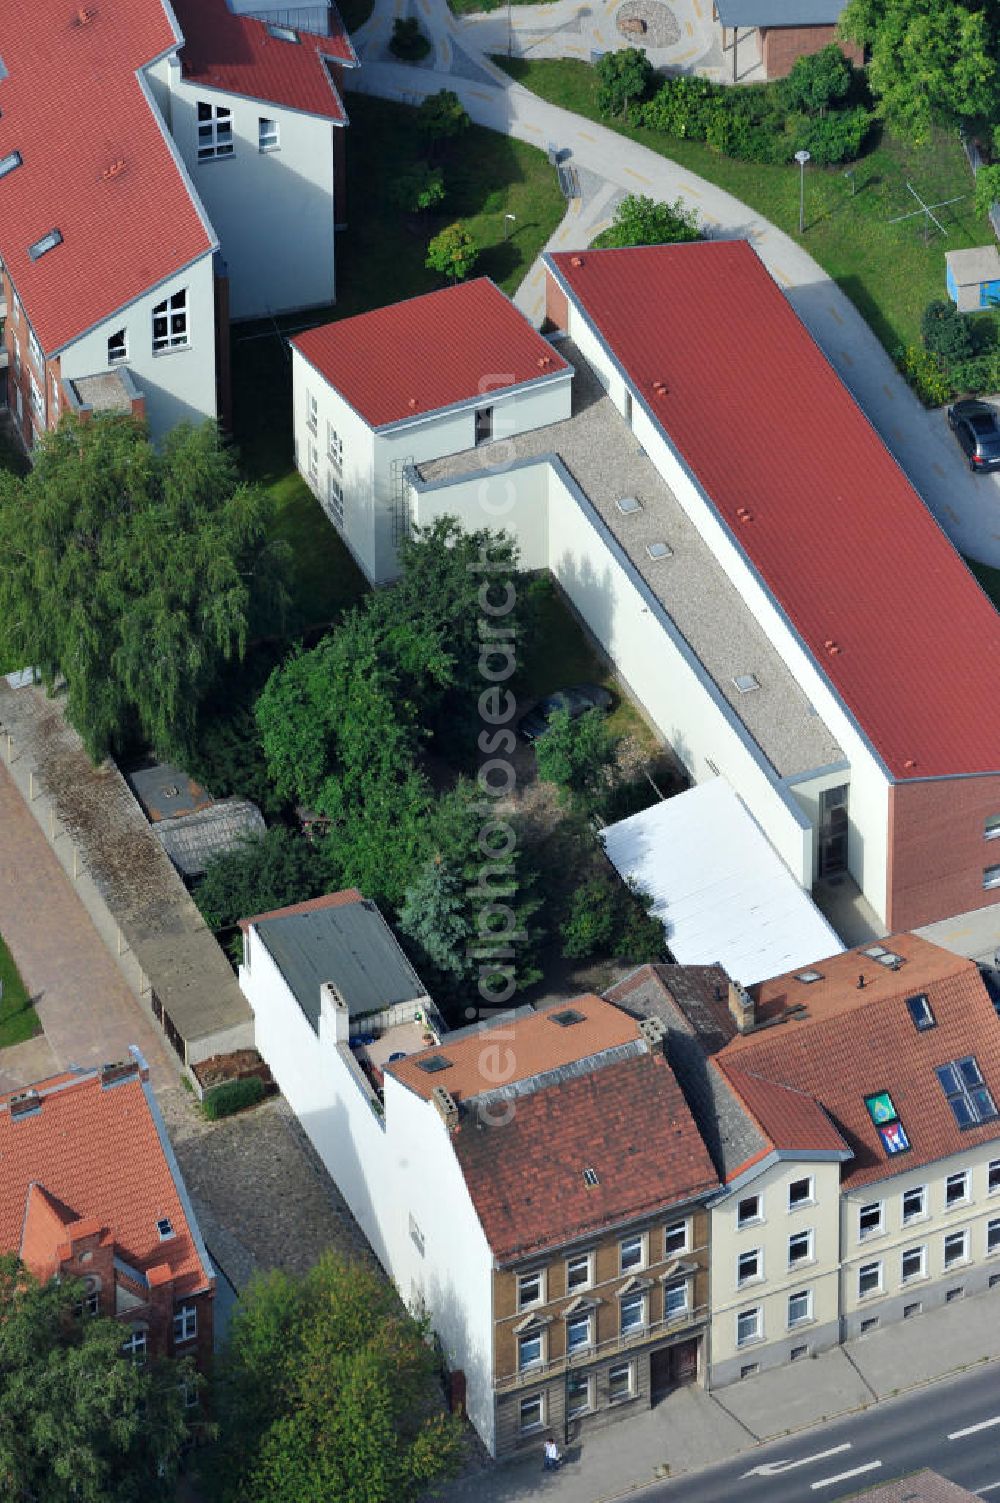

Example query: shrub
[202,1074,265,1120]
[596,47,653,122]
[950,350,1000,395]
[560,870,664,962]
[921,299,974,362]
[640,75,724,139]
[389,15,430,59]
[788,104,871,164]
[597,192,701,247]
[894,344,954,406]
[780,45,853,115]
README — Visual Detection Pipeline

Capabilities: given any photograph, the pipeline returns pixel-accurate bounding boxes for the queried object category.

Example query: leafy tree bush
[0,416,289,764]
[974,162,1000,221]
[560,870,663,962]
[780,44,852,115]
[205,1251,463,1503]
[950,350,1000,395]
[534,706,621,818]
[426,221,478,281]
[921,299,974,362]
[195,826,338,933]
[596,47,652,121]
[598,192,701,247]
[893,344,954,406]
[415,90,471,151]
[640,75,725,138]
[390,16,431,60]
[389,160,445,214]
[202,1075,266,1120]
[0,1253,195,1501]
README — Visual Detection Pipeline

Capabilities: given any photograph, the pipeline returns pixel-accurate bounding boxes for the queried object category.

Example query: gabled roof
[547,243,1000,781]
[451,1046,719,1261]
[172,0,354,122]
[1,1059,211,1297]
[291,278,571,429]
[0,0,214,356]
[719,1065,851,1159]
[718,935,1000,1188]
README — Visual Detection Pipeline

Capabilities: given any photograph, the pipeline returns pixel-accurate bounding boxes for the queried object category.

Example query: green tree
[560,870,664,962]
[389,160,445,215]
[839,0,998,142]
[426,221,478,282]
[415,90,471,155]
[398,854,469,980]
[974,162,1000,220]
[921,298,973,361]
[195,826,338,933]
[0,416,288,763]
[389,15,430,60]
[0,1255,194,1501]
[598,192,701,248]
[780,43,852,115]
[596,47,652,122]
[206,1252,463,1503]
[534,706,621,817]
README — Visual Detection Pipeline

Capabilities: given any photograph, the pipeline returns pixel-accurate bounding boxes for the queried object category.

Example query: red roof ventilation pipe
[824,639,841,656]
[570,255,584,268]
[736,506,754,523]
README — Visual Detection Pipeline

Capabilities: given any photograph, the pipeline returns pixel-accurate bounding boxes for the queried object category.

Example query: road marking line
[840,350,853,366]
[579,129,596,141]
[771,264,791,285]
[882,382,895,400]
[811,1462,882,1490]
[892,426,905,443]
[679,180,702,197]
[625,167,652,184]
[469,88,493,99]
[593,26,602,37]
[565,43,586,54]
[741,1445,852,1480]
[522,121,541,132]
[702,212,719,223]
[828,305,843,324]
[685,18,693,34]
[674,46,697,60]
[692,0,702,14]
[951,1417,1000,1440]
[974,1481,1000,1493]
[932,461,946,476]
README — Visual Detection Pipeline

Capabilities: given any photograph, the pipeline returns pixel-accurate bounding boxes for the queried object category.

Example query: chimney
[638,1016,667,1051]
[9,1089,41,1119]
[431,1085,458,1132]
[101,1058,138,1089]
[319,981,350,1045]
[728,979,755,1034]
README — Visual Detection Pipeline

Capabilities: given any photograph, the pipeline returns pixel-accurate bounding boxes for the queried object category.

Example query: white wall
[59,255,218,442]
[292,347,378,577]
[165,62,337,320]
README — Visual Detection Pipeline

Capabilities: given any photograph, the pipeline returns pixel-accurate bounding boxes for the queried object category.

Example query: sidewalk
[441,1286,1000,1502]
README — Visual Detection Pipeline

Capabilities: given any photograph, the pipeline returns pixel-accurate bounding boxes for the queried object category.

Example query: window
[27,326,41,370]
[409,1213,425,1257]
[790,1344,809,1361]
[937,1058,998,1128]
[858,1261,882,1298]
[327,421,342,468]
[566,1372,592,1417]
[905,992,935,1030]
[737,1194,762,1227]
[519,1394,544,1432]
[474,406,493,445]
[664,1220,689,1257]
[28,228,62,261]
[859,1202,884,1240]
[904,1301,922,1319]
[152,288,188,352]
[308,440,319,487]
[619,1235,644,1273]
[736,1307,762,1347]
[860,1317,879,1334]
[307,390,318,433]
[566,1253,593,1293]
[517,1330,543,1370]
[946,1285,964,1302]
[517,1271,544,1310]
[75,1290,100,1318]
[990,1159,1000,1194]
[987,1218,1000,1255]
[946,1171,970,1208]
[901,1246,926,1281]
[107,328,127,365]
[11,290,20,325]
[664,1279,689,1319]
[197,100,234,161]
[29,371,42,422]
[620,1292,645,1335]
[986,814,1000,841]
[173,1303,197,1343]
[266,20,300,41]
[788,1176,813,1209]
[121,1328,147,1363]
[0,149,22,179]
[551,1008,585,1027]
[788,1229,813,1267]
[787,1290,812,1327]
[737,1249,761,1286]
[985,865,1000,890]
[259,116,279,151]
[944,1230,969,1268]
[180,1378,199,1409]
[902,1186,927,1223]
[566,1312,591,1353]
[326,470,344,525]
[608,1361,634,1402]
[740,1362,760,1379]
[582,1167,599,1187]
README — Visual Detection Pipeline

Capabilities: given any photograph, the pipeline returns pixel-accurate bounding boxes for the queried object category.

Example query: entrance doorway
[650,1338,699,1400]
[818,783,849,877]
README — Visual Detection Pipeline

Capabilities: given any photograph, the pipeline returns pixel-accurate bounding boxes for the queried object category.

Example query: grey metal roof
[715,0,845,25]
[127,762,213,822]
[155,800,266,880]
[256,900,425,1034]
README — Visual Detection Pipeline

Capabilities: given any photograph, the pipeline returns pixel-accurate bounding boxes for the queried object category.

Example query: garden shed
[945,246,1000,313]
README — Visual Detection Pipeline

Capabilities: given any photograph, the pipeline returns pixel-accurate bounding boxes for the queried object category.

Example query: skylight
[583,1167,599,1186]
[863,946,887,958]
[795,969,823,984]
[937,1057,998,1129]
[28,228,62,261]
[876,951,903,969]
[905,992,935,1031]
[646,541,672,560]
[417,1055,453,1074]
[733,673,760,694]
[864,1090,910,1156]
[616,495,642,514]
[266,21,300,42]
[551,1008,585,1027]
[0,150,22,180]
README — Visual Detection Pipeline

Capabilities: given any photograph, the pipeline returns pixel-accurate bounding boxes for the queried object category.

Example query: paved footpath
[345,27,1000,569]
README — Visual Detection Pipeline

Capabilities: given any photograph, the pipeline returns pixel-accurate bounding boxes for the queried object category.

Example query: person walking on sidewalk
[543,1434,562,1471]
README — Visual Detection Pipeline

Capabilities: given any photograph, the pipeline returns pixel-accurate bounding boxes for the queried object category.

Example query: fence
[960,133,1000,244]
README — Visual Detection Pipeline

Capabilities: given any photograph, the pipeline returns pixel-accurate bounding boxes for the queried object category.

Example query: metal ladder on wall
[389,456,415,547]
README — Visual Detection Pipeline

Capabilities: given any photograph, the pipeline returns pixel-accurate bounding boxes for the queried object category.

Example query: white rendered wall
[166,66,337,319]
[59,256,218,441]
[293,347,378,577]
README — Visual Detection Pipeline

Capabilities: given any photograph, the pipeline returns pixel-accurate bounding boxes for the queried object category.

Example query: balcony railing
[495,1303,708,1392]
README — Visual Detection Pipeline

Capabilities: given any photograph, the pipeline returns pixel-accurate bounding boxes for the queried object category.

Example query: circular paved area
[615,0,680,46]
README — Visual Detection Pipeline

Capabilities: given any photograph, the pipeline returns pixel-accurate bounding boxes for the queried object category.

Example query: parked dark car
[518,683,614,741]
[947,399,1000,472]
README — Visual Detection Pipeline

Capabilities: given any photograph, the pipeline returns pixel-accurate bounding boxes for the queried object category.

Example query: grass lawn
[492,56,990,352]
[0,934,41,1050]
[232,94,566,627]
[449,0,555,16]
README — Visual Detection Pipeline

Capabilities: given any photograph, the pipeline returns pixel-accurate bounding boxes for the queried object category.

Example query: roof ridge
[469,1039,647,1110]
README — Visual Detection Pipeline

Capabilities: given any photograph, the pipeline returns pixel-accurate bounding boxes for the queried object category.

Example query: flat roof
[548,242,1000,781]
[418,341,844,779]
[715,0,845,24]
[945,245,1000,283]
[602,780,845,984]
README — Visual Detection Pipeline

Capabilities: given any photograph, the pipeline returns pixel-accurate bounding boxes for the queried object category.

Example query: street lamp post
[507,0,512,57]
[504,212,516,240]
[795,149,811,235]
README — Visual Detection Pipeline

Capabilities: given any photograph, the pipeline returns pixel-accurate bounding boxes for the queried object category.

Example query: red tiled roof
[718,1064,850,1161]
[548,243,1000,780]
[453,1049,718,1261]
[388,996,640,1102]
[0,0,214,357]
[239,887,363,930]
[845,1471,977,1503]
[0,1065,210,1297]
[718,937,1000,1189]
[291,279,571,428]
[173,0,353,121]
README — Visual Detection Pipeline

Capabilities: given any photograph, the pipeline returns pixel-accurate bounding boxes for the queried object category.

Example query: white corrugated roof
[602,779,844,985]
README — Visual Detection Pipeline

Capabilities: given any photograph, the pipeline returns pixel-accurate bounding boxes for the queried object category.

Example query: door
[650,1339,699,1400]
[818,783,849,877]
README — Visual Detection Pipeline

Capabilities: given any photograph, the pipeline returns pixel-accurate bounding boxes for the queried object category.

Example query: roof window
[266,21,300,42]
[156,1217,175,1240]
[616,495,642,514]
[875,950,903,970]
[733,673,760,694]
[28,228,62,261]
[905,992,935,1031]
[937,1056,998,1129]
[583,1167,599,1186]
[0,150,22,180]
[416,1054,453,1074]
[645,541,672,560]
[863,1090,911,1157]
[795,969,823,984]
[550,1008,585,1027]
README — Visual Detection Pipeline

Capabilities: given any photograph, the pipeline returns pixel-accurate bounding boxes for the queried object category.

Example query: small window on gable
[108,328,127,366]
[259,117,280,152]
[28,228,62,261]
[905,993,935,1031]
[197,101,233,162]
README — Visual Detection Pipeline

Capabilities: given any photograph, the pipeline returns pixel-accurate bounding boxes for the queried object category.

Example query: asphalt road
[640,1364,1000,1503]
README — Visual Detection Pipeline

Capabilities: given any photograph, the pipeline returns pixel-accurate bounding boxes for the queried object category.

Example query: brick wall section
[759,25,863,79]
[886,774,1000,931]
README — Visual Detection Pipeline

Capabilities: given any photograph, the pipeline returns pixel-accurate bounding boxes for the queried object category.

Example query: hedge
[202,1074,265,1121]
